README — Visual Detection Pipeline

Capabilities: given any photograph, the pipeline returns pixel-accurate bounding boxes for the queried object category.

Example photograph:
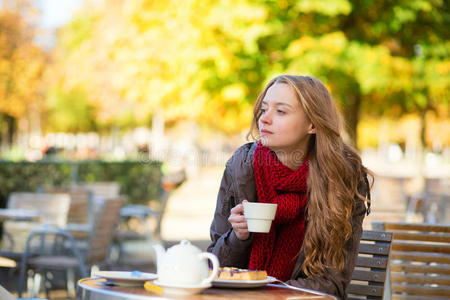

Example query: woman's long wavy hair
[248,75,372,277]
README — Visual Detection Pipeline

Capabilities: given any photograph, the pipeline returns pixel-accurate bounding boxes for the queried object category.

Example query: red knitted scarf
[249,143,309,281]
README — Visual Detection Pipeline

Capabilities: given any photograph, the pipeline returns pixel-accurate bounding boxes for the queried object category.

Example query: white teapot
[153,239,219,286]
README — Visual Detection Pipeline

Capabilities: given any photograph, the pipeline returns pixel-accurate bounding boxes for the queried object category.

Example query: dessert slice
[213,267,267,280]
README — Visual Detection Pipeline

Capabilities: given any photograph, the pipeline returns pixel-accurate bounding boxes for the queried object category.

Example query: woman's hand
[228,199,250,240]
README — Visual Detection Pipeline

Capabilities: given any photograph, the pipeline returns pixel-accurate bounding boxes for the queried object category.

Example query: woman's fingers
[229,201,250,240]
[229,216,247,228]
[230,203,244,215]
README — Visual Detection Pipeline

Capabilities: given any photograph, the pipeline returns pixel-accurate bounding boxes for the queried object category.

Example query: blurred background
[1,0,449,231]
[1,0,449,230]
[0,0,449,297]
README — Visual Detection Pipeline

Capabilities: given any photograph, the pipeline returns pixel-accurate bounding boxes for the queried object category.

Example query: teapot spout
[153,244,166,272]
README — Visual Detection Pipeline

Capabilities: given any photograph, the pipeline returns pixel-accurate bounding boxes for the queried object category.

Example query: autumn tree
[0,0,46,147]
[48,0,449,148]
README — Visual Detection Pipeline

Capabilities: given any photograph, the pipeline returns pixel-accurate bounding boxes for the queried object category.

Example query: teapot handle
[199,252,219,285]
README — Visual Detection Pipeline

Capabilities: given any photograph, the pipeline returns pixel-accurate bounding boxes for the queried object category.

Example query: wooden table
[0,208,40,221]
[77,278,336,300]
[0,256,16,268]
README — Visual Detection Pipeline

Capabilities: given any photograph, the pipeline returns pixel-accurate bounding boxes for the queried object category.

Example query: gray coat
[207,142,369,299]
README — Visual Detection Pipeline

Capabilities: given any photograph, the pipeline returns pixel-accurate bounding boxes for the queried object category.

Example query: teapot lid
[167,239,201,256]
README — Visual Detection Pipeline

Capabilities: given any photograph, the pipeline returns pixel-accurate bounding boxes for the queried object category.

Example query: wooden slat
[391,251,450,264]
[346,230,392,299]
[355,256,388,269]
[381,222,450,233]
[390,263,450,275]
[392,241,450,254]
[346,283,383,297]
[351,269,385,283]
[391,273,450,285]
[361,230,393,242]
[392,283,450,297]
[358,243,390,255]
[392,231,450,243]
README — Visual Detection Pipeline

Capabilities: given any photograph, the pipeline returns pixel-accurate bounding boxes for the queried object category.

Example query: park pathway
[161,166,224,244]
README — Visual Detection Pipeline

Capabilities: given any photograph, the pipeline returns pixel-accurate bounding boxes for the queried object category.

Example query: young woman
[207,75,372,299]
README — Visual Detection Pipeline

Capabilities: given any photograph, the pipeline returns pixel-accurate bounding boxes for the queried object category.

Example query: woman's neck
[273,145,308,170]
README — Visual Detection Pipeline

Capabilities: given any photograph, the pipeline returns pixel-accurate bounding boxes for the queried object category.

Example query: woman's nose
[260,111,271,124]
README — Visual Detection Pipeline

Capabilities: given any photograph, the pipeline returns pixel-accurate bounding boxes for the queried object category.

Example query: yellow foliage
[436,61,450,75]
[287,36,316,57]
[0,7,45,119]
[319,32,347,53]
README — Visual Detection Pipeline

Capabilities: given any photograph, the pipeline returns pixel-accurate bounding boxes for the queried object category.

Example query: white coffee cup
[243,202,277,233]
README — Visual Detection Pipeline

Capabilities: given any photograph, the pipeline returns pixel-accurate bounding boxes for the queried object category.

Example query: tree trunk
[343,93,361,148]
[0,113,16,150]
[419,109,427,150]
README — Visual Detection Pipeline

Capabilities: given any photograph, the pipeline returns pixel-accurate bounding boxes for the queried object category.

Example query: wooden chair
[73,181,121,199]
[17,226,88,298]
[372,221,450,300]
[43,186,91,225]
[346,230,393,300]
[43,186,92,240]
[17,196,125,298]
[84,195,125,267]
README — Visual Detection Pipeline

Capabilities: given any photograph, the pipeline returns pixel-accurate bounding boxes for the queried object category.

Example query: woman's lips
[260,129,273,135]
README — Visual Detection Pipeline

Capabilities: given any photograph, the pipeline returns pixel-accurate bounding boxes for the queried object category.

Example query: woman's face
[258,83,313,154]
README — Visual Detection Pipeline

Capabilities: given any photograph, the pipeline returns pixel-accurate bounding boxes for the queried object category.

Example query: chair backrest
[1,193,71,254]
[44,186,91,224]
[8,192,71,226]
[86,196,124,265]
[346,230,393,300]
[372,221,450,300]
[74,181,120,199]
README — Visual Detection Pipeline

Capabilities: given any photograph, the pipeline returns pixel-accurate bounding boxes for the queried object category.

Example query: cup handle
[198,252,219,285]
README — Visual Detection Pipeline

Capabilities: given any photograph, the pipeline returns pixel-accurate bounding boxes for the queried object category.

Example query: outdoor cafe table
[77,278,336,300]
[0,208,41,221]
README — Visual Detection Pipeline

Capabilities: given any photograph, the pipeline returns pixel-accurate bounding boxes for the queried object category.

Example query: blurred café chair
[17,196,124,298]
[72,181,120,199]
[41,186,92,240]
[17,226,87,298]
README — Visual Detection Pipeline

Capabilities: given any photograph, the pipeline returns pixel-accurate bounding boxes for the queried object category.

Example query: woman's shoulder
[225,142,257,169]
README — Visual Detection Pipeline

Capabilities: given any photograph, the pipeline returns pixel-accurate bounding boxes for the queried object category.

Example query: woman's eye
[260,108,266,113]
[277,110,286,114]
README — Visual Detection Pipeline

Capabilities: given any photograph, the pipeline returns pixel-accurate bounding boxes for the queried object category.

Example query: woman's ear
[308,123,316,134]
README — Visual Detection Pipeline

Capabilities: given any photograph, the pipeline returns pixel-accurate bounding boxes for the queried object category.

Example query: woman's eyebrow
[262,100,293,108]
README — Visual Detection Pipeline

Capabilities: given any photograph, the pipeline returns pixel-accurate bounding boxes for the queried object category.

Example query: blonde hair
[248,75,372,276]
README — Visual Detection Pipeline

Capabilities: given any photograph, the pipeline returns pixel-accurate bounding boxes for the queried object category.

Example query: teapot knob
[180,239,191,245]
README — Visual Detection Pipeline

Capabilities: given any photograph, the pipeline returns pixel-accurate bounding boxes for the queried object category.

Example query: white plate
[93,271,157,286]
[212,276,277,288]
[153,280,211,295]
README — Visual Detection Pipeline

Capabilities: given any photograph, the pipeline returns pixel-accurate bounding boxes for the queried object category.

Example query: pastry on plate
[212,267,267,280]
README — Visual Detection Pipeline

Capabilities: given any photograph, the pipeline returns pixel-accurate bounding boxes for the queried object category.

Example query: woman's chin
[260,137,269,147]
